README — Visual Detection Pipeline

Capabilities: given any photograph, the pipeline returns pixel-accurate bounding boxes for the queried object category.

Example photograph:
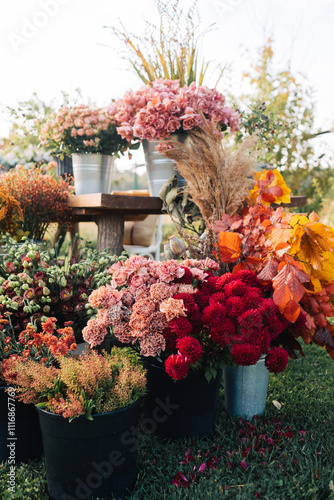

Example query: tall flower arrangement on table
[39,104,139,157]
[82,255,291,381]
[158,123,334,362]
[114,79,240,143]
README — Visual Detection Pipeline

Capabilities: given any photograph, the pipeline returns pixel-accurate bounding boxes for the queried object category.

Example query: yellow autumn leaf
[268,227,293,247]
[289,225,305,254]
[304,223,334,253]
[290,214,310,227]
[248,169,291,205]
[316,252,334,284]
[270,169,291,204]
[306,274,323,294]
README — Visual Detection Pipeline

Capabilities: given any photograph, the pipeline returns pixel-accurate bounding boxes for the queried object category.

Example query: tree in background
[0,90,83,170]
[232,40,333,213]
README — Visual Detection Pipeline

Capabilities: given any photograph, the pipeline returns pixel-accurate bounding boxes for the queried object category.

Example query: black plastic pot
[37,398,142,500]
[0,386,43,463]
[143,361,222,439]
[55,155,73,178]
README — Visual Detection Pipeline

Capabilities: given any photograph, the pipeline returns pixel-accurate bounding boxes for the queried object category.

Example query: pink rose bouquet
[82,255,295,381]
[39,105,139,157]
[114,79,240,142]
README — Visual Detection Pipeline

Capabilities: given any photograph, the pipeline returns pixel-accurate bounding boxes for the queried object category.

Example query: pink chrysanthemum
[150,282,174,302]
[165,354,189,380]
[210,318,236,346]
[224,280,248,298]
[230,343,261,366]
[160,298,187,321]
[169,316,193,337]
[265,347,289,373]
[225,296,247,318]
[202,302,227,325]
[176,336,203,364]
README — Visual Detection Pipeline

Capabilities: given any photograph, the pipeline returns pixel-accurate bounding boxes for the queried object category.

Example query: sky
[0,0,333,170]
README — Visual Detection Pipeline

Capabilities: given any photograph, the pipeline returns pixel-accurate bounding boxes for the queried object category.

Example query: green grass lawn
[1,344,334,499]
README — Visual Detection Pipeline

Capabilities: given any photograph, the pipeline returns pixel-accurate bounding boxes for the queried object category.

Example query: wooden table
[67,193,162,254]
[67,193,307,256]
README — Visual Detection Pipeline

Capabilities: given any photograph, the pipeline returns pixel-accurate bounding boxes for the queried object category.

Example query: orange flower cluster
[17,317,77,358]
[0,164,73,240]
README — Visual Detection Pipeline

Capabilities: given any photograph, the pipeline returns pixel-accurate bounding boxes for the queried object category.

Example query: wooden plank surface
[273,195,308,208]
[68,193,162,213]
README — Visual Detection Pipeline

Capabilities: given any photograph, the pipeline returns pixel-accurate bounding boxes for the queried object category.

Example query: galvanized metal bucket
[223,356,269,420]
[142,133,189,196]
[71,154,114,195]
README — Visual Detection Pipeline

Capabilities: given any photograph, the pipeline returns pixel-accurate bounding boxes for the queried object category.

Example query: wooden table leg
[96,214,124,255]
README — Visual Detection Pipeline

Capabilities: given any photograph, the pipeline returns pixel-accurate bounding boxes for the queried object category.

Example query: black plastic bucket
[55,155,73,178]
[0,386,43,463]
[143,362,222,439]
[37,398,142,500]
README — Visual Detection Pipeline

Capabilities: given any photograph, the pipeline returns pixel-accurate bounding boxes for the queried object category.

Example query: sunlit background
[1,0,333,173]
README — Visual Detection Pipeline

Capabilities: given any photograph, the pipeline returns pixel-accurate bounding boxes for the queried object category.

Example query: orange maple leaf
[218,232,241,263]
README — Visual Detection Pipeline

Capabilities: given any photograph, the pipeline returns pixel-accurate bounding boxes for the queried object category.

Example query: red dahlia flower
[176,336,202,364]
[165,354,189,380]
[169,317,193,337]
[225,296,247,318]
[202,303,227,325]
[215,273,235,291]
[264,347,289,373]
[230,343,261,366]
[224,280,248,297]
[210,318,236,346]
[200,276,220,295]
[233,269,262,289]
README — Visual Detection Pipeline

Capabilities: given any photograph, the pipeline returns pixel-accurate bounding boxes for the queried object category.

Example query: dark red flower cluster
[162,269,297,376]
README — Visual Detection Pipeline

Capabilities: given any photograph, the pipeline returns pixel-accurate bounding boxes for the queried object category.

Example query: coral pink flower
[160,298,187,321]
